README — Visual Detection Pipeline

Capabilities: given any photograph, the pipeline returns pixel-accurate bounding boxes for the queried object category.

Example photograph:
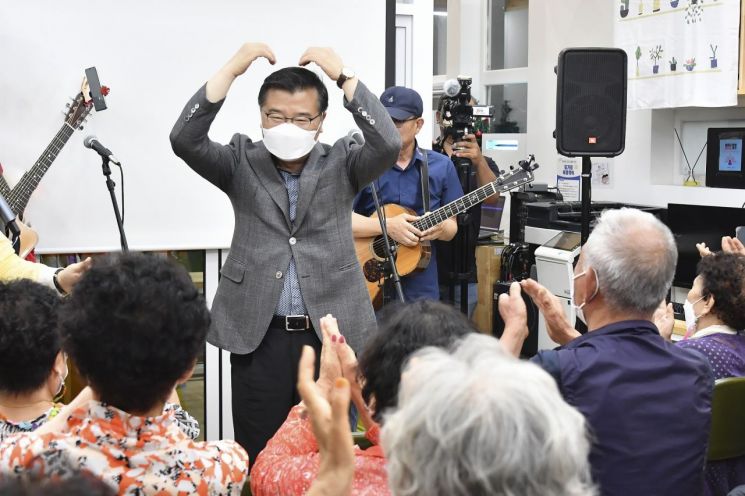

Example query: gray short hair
[583,208,677,314]
[381,334,596,496]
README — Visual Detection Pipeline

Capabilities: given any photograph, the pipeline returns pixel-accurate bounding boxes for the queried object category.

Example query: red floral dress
[251,404,390,496]
[0,401,249,495]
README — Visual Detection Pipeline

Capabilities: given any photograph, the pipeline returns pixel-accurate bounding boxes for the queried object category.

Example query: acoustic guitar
[1,77,104,258]
[355,156,538,308]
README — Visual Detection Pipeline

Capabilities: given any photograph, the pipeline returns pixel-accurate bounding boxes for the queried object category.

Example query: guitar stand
[99,156,129,252]
[369,181,405,307]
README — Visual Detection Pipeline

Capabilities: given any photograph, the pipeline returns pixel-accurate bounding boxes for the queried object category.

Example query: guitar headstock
[65,76,109,131]
[495,155,540,192]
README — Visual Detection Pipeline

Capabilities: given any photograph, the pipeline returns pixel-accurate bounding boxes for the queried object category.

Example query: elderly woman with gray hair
[383,332,596,496]
[503,208,715,496]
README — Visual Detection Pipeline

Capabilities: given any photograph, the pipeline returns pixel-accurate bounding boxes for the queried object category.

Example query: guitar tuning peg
[510,165,515,170]
[78,125,84,130]
[65,102,71,108]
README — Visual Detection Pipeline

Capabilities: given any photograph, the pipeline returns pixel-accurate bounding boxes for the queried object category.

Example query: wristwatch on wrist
[336,67,356,89]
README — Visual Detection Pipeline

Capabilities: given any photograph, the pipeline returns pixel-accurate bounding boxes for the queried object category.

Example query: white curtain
[615,0,740,109]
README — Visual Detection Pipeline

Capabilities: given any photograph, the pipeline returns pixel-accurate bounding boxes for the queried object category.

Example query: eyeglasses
[263,112,323,130]
[392,117,418,128]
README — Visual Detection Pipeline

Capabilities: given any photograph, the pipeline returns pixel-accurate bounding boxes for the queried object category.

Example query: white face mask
[573,269,599,325]
[261,122,319,161]
[683,295,705,335]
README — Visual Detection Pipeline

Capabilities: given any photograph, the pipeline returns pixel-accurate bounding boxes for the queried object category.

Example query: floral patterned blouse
[0,402,200,444]
[0,401,248,495]
[250,404,389,496]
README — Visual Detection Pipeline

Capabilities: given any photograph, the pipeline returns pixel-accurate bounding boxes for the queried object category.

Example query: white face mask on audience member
[683,275,712,334]
[573,266,599,326]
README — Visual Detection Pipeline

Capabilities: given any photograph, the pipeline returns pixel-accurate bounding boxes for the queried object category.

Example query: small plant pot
[653,65,660,74]
[670,0,679,6]
[620,6,629,17]
[685,64,695,71]
[711,59,718,69]
[670,63,677,71]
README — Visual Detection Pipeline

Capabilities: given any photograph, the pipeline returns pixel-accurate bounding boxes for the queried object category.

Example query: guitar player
[352,87,463,302]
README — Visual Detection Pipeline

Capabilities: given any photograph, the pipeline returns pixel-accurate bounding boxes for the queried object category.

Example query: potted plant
[669,57,677,71]
[638,0,644,15]
[620,0,630,17]
[635,46,642,77]
[653,0,661,12]
[684,58,696,71]
[670,0,679,7]
[710,45,718,68]
[649,45,664,74]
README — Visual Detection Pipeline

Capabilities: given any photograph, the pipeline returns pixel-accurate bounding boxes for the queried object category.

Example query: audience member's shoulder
[204,438,250,465]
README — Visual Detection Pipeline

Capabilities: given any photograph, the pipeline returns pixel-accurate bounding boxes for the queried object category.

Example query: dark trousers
[231,324,321,467]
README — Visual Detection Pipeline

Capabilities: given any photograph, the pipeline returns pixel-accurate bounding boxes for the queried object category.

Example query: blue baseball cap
[380,86,423,120]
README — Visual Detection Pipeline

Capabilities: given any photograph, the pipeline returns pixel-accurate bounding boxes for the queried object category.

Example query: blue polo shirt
[532,320,713,496]
[353,146,463,301]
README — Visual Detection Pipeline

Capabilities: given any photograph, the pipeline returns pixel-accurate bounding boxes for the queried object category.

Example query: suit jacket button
[289,237,297,245]
[275,271,283,279]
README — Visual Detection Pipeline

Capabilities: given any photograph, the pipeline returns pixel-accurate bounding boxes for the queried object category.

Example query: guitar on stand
[355,156,539,309]
[1,75,108,259]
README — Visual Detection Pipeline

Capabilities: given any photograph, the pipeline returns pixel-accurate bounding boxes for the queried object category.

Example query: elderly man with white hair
[499,208,714,496]
[382,332,597,496]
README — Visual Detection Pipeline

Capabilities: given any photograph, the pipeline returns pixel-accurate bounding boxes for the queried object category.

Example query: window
[486,0,529,70]
[486,83,528,133]
[433,0,448,76]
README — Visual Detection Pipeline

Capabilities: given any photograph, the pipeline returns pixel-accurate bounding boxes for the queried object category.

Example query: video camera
[439,76,493,144]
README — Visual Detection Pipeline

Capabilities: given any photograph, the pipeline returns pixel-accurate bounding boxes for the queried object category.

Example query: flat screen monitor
[706,127,745,189]
[666,203,745,287]
[480,195,507,232]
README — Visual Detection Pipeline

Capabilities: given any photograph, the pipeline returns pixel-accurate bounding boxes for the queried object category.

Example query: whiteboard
[0,0,387,253]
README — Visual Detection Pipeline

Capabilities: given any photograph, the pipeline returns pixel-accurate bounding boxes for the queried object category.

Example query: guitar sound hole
[372,236,397,260]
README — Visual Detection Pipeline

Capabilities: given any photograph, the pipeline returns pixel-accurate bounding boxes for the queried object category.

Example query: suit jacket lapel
[246,142,291,229]
[292,143,327,234]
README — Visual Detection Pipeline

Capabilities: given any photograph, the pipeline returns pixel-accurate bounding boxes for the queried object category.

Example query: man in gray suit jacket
[170,42,400,463]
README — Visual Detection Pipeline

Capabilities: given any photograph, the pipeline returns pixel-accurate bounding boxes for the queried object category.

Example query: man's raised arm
[169,42,276,192]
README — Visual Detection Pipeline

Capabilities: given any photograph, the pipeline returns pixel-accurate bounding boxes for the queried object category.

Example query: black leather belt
[271,314,312,331]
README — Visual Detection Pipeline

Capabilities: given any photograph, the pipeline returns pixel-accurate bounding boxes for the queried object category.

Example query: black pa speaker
[555,48,627,157]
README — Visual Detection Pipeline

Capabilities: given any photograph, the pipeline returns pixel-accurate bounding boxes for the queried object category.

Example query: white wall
[527,1,745,210]
[0,0,387,253]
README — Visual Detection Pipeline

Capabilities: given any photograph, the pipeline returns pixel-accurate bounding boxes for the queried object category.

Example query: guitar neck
[9,122,76,214]
[413,169,533,232]
[412,181,500,232]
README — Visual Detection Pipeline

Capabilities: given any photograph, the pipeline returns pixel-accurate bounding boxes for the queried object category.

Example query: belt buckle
[285,315,309,331]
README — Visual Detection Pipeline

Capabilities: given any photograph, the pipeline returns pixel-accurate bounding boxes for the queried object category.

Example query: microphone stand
[369,182,405,306]
[99,156,128,252]
[4,221,21,255]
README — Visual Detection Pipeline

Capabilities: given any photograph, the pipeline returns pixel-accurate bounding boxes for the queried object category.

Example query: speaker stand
[580,156,592,245]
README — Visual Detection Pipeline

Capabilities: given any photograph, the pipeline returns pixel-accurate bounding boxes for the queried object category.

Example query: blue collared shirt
[353,146,463,301]
[532,320,713,496]
[275,169,308,316]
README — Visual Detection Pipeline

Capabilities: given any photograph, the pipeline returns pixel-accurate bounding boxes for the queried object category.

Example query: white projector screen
[0,0,387,253]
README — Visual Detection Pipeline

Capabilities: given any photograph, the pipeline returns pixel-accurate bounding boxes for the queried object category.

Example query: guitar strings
[11,123,75,208]
[370,179,506,253]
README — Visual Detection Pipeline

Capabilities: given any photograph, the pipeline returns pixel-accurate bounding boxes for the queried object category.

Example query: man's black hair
[258,67,329,113]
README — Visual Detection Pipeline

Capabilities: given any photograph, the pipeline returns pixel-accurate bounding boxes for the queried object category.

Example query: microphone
[84,136,121,165]
[348,129,365,146]
[442,79,461,98]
